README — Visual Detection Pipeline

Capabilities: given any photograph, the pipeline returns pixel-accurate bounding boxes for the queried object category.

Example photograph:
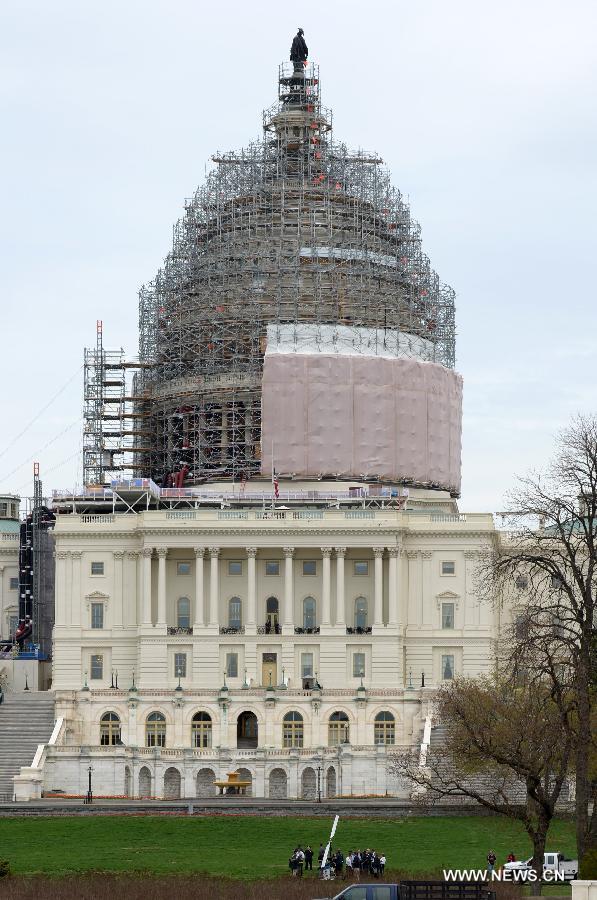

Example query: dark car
[314,886,399,900]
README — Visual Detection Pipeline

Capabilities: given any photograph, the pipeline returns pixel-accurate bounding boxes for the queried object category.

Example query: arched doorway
[196,767,216,798]
[138,766,152,798]
[266,596,279,633]
[269,768,288,799]
[236,767,253,797]
[237,711,258,748]
[124,765,131,798]
[164,767,181,800]
[301,766,316,800]
[326,766,337,798]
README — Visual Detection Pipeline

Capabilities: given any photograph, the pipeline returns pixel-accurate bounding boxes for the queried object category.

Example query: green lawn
[0,816,576,879]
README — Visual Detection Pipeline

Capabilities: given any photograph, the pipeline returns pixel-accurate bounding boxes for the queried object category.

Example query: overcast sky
[1,0,595,511]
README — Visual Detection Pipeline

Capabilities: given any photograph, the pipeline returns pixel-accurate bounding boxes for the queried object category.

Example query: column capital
[387,547,400,558]
[283,546,295,558]
[71,551,83,560]
[406,549,419,560]
[156,548,168,559]
[113,550,125,560]
[193,547,205,558]
[246,547,258,558]
[320,547,333,559]
[334,547,347,557]
[372,547,385,559]
[421,550,433,560]
[126,550,139,560]
[142,548,153,559]
[209,547,220,558]
[463,549,480,560]
[56,551,70,560]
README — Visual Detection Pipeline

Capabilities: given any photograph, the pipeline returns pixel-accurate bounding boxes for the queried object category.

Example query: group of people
[486,850,516,872]
[288,844,386,879]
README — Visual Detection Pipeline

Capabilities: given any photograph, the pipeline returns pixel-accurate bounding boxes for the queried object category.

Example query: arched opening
[177,597,190,629]
[146,711,166,747]
[138,766,152,798]
[328,711,350,746]
[124,765,131,798]
[265,596,279,633]
[301,766,316,800]
[354,597,368,631]
[196,767,216,798]
[100,711,121,746]
[282,711,304,748]
[302,597,316,631]
[236,767,253,797]
[326,766,337,798]
[269,768,288,799]
[191,711,212,748]
[228,597,242,630]
[374,711,396,745]
[237,711,258,749]
[164,767,181,800]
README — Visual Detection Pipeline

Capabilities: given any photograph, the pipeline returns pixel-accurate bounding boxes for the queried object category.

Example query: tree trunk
[529,825,548,897]
[575,638,592,859]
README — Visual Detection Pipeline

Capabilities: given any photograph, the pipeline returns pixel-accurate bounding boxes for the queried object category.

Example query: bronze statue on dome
[290,28,308,64]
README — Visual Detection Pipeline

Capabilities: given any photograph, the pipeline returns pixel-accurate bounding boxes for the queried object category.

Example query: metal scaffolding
[84,61,456,487]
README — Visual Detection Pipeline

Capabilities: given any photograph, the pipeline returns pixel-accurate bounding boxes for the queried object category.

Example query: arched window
[229,597,242,630]
[374,711,395,745]
[328,711,350,746]
[283,711,304,748]
[192,711,212,748]
[354,597,368,630]
[146,711,166,748]
[177,597,190,629]
[302,597,316,631]
[265,596,279,632]
[100,711,121,746]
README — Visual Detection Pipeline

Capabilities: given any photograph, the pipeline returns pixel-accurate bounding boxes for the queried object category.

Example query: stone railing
[219,626,245,635]
[167,626,193,636]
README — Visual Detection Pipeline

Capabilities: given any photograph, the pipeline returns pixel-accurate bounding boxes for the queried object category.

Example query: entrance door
[262,652,277,687]
[266,596,279,632]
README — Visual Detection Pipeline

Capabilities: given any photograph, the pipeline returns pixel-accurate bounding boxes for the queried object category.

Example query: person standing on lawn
[305,845,313,871]
[379,854,386,876]
[318,843,325,867]
[487,850,497,873]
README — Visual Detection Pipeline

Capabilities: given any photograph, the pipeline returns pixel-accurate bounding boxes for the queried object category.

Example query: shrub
[580,848,597,879]
[0,858,10,878]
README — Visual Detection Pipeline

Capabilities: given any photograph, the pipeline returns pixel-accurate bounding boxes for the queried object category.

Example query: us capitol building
[15,39,506,801]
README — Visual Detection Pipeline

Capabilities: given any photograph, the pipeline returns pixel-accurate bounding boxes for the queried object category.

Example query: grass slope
[0,816,576,879]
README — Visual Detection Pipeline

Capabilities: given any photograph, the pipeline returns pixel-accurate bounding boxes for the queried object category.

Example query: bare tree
[391,676,573,895]
[488,414,597,861]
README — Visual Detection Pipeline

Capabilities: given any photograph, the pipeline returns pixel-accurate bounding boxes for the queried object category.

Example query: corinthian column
[373,547,384,629]
[321,548,332,628]
[208,547,220,630]
[283,547,294,634]
[388,547,399,628]
[156,548,167,629]
[334,548,346,629]
[246,547,257,634]
[193,547,204,629]
[142,548,153,626]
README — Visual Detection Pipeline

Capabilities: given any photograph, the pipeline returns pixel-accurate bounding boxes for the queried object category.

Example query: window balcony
[167,626,193,635]
[346,626,372,635]
[257,623,281,634]
[219,626,245,635]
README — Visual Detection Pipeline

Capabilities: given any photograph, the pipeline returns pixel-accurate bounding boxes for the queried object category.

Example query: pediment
[436,589,460,608]
[85,590,110,601]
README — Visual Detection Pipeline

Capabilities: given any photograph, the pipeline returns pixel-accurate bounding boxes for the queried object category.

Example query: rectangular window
[177,597,190,629]
[90,561,104,576]
[441,561,455,576]
[228,560,242,576]
[354,561,369,576]
[229,598,242,629]
[177,562,191,576]
[265,560,280,576]
[0,503,7,516]
[301,652,314,678]
[441,602,455,629]
[9,615,18,637]
[9,577,18,590]
[302,560,316,576]
[441,654,455,680]
[226,652,238,678]
[174,652,187,678]
[353,652,366,678]
[90,602,104,630]
[90,654,103,680]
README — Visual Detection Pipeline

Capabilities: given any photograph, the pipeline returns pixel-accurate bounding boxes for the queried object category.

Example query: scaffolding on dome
[83,61,456,487]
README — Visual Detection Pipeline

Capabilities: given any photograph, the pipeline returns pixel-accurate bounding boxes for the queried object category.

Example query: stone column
[334,548,346,629]
[208,547,220,630]
[142,548,153,626]
[156,548,167,629]
[71,551,82,627]
[464,550,481,626]
[246,548,257,634]
[321,548,332,628]
[421,551,433,626]
[125,551,138,627]
[113,551,124,628]
[193,547,204,629]
[54,552,69,627]
[388,547,399,628]
[283,547,294,634]
[373,547,384,629]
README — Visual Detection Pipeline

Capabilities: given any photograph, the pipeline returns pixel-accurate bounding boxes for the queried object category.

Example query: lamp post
[316,765,322,803]
[84,765,94,804]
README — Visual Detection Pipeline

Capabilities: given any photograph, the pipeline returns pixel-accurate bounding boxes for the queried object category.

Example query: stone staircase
[0,692,55,799]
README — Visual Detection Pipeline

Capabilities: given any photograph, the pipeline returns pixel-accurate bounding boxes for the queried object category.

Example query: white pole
[321,815,340,870]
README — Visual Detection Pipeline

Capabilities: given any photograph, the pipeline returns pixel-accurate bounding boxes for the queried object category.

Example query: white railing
[81,515,115,524]
[1,533,18,541]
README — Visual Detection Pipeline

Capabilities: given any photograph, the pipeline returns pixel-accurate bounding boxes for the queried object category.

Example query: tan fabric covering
[261,354,462,493]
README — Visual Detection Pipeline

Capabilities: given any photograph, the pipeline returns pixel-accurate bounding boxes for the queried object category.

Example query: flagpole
[271,440,275,511]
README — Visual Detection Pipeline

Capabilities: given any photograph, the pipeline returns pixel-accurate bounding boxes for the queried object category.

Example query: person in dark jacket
[290,29,308,63]
[305,845,313,870]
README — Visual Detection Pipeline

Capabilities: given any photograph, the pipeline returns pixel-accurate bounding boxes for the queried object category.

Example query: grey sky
[1,0,595,510]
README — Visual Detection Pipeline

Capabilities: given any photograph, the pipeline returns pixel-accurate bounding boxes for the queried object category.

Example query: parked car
[503,852,578,880]
[314,887,399,900]
[315,881,495,900]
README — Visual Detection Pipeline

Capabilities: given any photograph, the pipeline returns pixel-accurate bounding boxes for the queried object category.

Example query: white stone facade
[46,486,502,799]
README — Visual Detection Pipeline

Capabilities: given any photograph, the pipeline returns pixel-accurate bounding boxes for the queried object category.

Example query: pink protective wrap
[261,354,462,493]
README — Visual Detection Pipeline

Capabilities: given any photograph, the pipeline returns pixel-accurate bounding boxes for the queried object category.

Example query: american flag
[273,469,279,499]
